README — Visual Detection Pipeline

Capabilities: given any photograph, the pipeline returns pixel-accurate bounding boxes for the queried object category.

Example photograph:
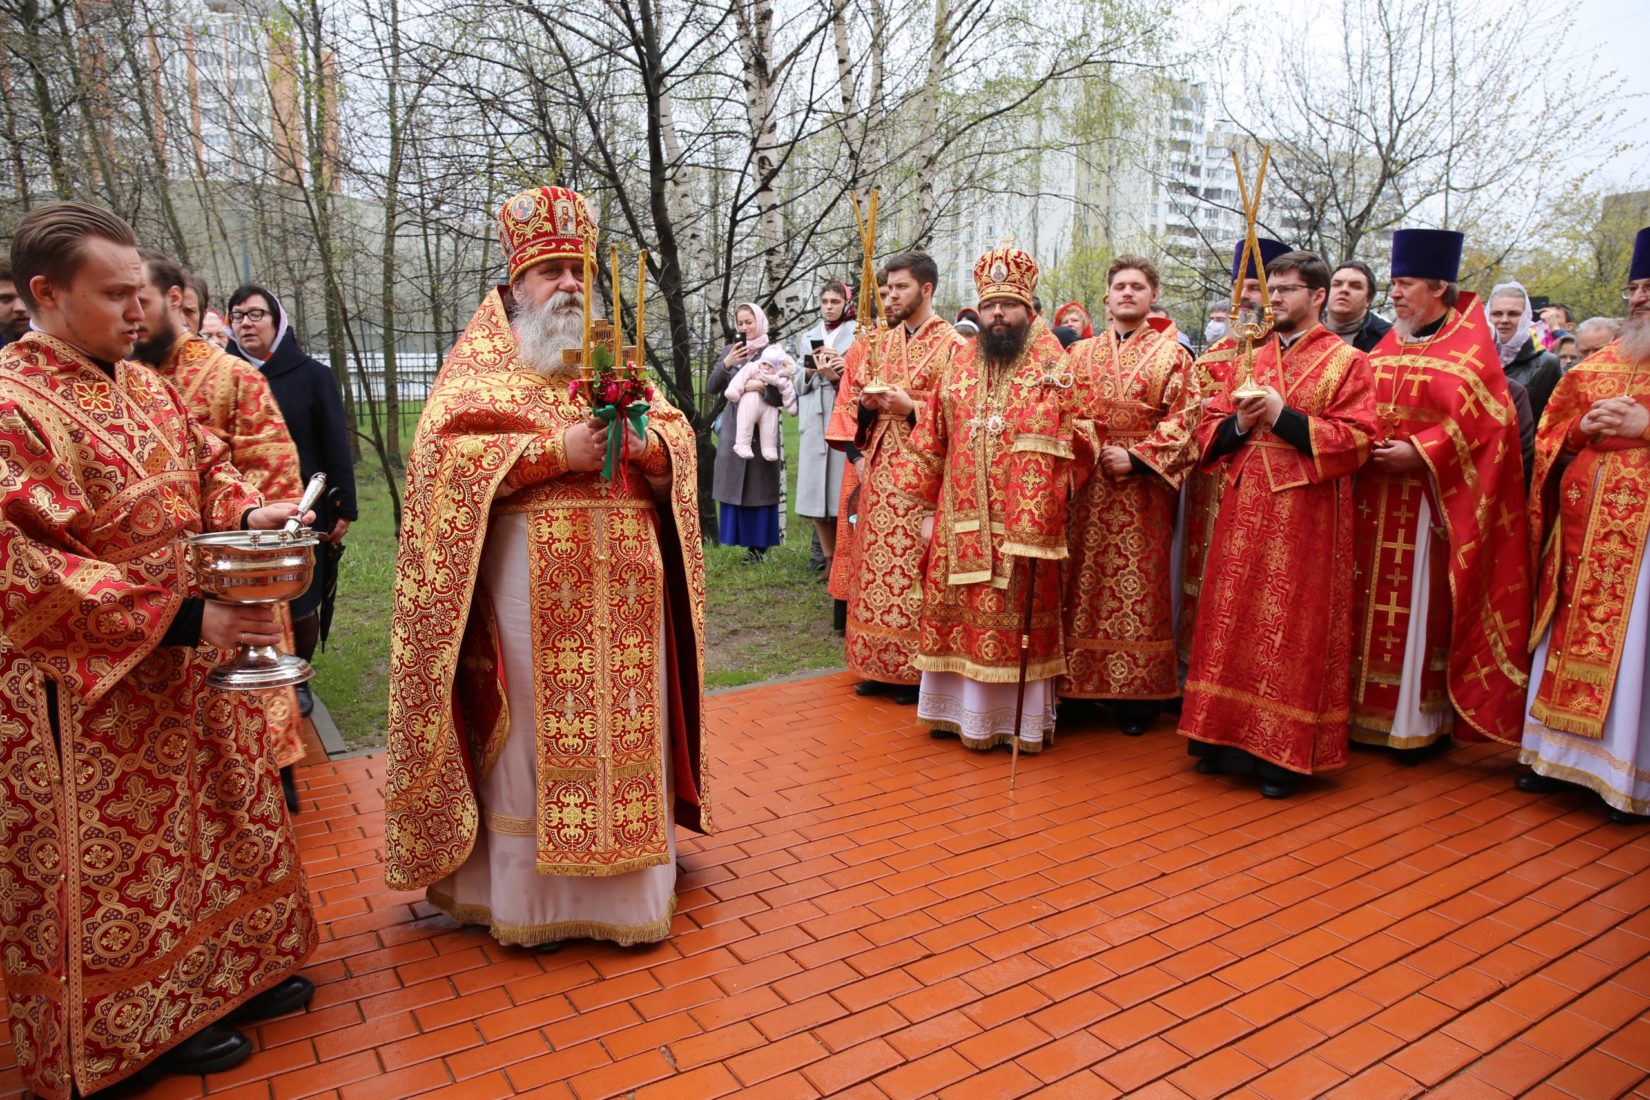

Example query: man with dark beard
[1516,227,1650,823]
[1351,230,1532,761]
[384,187,714,947]
[132,249,311,810]
[887,245,1081,753]
[0,258,31,345]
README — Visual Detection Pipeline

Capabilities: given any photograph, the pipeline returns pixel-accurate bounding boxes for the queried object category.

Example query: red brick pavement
[5,670,1649,1098]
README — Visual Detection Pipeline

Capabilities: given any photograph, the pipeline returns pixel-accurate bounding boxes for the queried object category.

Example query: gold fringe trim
[914,655,1066,682]
[426,889,676,948]
[1001,541,1067,561]
[1349,725,1452,751]
[1528,698,1607,740]
[1010,436,1075,459]
[1517,753,1650,816]
[940,724,1053,755]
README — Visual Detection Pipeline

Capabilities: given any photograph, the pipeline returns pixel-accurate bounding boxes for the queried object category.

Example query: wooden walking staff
[1008,557,1039,791]
[1228,144,1276,401]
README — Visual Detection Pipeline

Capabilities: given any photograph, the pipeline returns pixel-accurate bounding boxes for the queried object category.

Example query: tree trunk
[379,0,405,464]
[15,0,70,196]
[733,0,787,330]
[912,0,951,245]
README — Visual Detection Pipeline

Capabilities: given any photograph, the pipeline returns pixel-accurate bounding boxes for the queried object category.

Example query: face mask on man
[1204,320,1227,344]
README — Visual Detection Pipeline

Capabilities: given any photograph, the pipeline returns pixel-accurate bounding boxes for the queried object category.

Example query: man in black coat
[1324,260,1392,353]
[227,285,359,715]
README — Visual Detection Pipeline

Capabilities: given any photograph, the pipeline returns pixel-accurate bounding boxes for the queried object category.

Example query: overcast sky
[1566,0,1649,190]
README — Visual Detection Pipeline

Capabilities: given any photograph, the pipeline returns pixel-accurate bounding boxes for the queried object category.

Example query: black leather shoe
[230,976,314,1024]
[1605,806,1648,825]
[280,766,300,814]
[1260,780,1295,799]
[930,728,956,740]
[295,682,315,718]
[1114,702,1158,736]
[891,687,919,706]
[1194,758,1222,775]
[160,1023,253,1076]
[1515,771,1568,794]
[854,680,889,697]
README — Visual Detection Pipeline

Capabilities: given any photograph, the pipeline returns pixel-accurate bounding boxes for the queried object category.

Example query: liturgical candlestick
[581,252,594,382]
[634,251,647,378]
[610,247,623,371]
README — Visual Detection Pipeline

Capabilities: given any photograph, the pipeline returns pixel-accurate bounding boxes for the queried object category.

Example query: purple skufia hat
[1631,226,1650,282]
[1390,229,1465,282]
[1231,238,1290,282]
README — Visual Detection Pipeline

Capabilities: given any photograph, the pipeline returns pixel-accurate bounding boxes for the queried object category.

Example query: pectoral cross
[969,412,1006,435]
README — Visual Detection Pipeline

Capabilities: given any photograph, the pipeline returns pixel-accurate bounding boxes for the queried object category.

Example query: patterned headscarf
[736,302,770,352]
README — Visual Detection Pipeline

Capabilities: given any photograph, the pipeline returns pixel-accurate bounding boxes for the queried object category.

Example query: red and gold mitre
[497,186,597,281]
[973,244,1038,307]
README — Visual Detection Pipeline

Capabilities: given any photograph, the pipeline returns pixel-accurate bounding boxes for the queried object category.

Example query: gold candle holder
[634,250,647,378]
[610,246,623,371]
[581,251,594,387]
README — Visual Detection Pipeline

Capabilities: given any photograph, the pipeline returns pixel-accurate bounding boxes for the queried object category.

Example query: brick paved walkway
[5,670,1650,1098]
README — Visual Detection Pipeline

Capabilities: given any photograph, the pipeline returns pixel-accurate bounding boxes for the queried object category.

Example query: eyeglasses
[1267,284,1310,297]
[229,308,270,324]
[1623,282,1650,301]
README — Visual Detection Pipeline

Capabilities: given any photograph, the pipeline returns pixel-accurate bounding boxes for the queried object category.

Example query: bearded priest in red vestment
[1059,256,1201,733]
[826,252,965,704]
[1516,227,1650,824]
[1352,229,1532,756]
[1175,238,1289,667]
[130,249,311,808]
[1179,250,1378,798]
[384,187,713,947]
[0,203,317,1097]
[888,245,1081,752]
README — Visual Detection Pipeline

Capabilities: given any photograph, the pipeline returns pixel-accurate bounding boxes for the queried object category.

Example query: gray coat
[793,318,855,518]
[709,346,785,507]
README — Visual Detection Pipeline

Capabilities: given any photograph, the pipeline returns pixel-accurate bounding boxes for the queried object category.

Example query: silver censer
[188,472,328,691]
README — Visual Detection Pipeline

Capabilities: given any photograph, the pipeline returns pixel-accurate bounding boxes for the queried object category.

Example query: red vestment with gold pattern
[887,324,1079,686]
[1525,341,1650,739]
[1176,334,1238,663]
[1353,295,1532,747]
[1179,324,1377,774]
[157,332,308,769]
[0,333,316,1099]
[1060,319,1202,699]
[383,291,712,902]
[825,314,965,684]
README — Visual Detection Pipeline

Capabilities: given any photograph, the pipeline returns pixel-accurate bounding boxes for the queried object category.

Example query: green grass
[312,414,844,749]
[309,467,400,751]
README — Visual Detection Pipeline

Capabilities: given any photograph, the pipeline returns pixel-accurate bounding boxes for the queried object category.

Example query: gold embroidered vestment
[383,291,712,891]
[0,333,315,1099]
[1060,320,1202,699]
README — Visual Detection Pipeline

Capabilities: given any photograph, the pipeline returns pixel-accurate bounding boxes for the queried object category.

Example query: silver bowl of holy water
[188,472,327,691]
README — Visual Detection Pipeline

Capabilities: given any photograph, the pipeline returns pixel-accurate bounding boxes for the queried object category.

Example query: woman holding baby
[708,302,797,564]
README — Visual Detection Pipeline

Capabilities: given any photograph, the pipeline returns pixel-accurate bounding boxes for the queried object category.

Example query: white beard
[1618,315,1650,365]
[513,290,586,376]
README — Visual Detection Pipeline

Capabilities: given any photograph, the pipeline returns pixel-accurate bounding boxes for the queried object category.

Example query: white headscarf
[1488,281,1533,367]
